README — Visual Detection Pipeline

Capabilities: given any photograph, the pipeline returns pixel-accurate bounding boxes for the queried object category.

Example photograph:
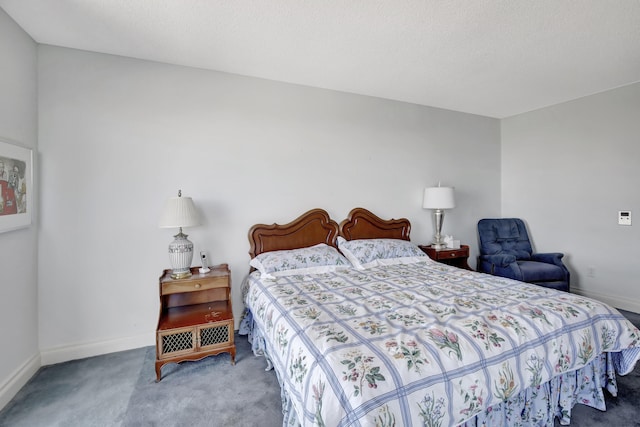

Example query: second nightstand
[420,245,472,271]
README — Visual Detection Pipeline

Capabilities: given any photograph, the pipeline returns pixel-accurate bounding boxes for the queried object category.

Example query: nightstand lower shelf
[156,302,236,380]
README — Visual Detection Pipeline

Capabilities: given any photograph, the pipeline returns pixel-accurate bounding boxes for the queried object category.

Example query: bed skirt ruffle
[460,352,617,426]
[240,309,624,426]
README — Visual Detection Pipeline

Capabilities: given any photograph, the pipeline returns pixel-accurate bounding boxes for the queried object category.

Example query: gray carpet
[1,310,639,426]
[122,344,282,427]
[0,336,283,427]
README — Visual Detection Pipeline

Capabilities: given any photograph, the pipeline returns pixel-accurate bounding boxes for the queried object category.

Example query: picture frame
[0,139,33,233]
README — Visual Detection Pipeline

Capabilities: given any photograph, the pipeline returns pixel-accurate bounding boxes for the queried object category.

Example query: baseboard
[40,332,155,366]
[572,287,640,314]
[0,352,40,411]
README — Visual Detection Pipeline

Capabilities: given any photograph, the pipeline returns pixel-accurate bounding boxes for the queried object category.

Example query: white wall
[37,45,501,363]
[502,82,640,312]
[0,8,39,410]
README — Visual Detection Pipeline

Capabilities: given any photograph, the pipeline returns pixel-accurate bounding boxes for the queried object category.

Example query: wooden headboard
[248,209,340,259]
[339,208,411,241]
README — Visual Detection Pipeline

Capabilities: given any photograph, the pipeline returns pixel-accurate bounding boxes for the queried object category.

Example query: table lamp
[423,185,455,250]
[159,190,200,278]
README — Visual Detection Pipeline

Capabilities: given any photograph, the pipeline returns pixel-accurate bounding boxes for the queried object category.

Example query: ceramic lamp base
[168,230,194,279]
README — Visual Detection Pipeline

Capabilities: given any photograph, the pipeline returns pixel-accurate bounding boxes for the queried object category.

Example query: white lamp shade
[423,187,455,209]
[158,195,200,228]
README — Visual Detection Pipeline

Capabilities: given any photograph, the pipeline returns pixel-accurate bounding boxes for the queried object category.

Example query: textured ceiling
[2,0,639,118]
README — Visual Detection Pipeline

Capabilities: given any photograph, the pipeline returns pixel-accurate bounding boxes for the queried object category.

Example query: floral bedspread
[243,260,640,427]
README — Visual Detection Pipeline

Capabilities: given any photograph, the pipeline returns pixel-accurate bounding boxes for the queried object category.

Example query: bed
[240,207,640,426]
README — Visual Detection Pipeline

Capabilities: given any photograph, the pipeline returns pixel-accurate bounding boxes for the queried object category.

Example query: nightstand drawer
[162,275,228,295]
[436,248,468,260]
[419,244,472,271]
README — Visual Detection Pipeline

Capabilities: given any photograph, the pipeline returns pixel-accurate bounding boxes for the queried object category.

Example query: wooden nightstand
[155,264,235,381]
[419,245,472,271]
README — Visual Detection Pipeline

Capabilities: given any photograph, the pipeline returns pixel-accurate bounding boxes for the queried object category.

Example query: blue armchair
[477,218,570,292]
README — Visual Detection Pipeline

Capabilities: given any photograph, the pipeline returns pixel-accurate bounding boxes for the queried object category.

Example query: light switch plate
[618,211,632,226]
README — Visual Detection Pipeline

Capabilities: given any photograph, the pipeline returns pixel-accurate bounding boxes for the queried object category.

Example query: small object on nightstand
[420,244,472,271]
[199,251,210,274]
[155,264,235,382]
[443,235,460,249]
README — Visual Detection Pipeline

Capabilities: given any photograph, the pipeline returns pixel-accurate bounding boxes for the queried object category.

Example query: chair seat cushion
[517,260,566,282]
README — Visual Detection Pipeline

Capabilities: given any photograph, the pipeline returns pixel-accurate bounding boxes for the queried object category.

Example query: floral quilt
[243,260,640,427]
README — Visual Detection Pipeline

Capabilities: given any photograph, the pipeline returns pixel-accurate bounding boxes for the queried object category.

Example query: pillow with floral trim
[337,236,428,269]
[250,243,349,278]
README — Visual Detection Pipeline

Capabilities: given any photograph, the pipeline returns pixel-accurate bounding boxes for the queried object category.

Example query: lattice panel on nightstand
[162,330,193,354]
[200,323,230,346]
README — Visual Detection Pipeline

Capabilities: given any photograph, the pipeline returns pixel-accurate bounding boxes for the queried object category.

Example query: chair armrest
[480,253,516,268]
[531,252,564,266]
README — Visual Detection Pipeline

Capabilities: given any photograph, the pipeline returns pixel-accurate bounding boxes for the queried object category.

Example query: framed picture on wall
[0,139,33,233]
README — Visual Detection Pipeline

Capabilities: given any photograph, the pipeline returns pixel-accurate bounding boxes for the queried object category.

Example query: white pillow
[250,243,349,278]
[337,236,427,269]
